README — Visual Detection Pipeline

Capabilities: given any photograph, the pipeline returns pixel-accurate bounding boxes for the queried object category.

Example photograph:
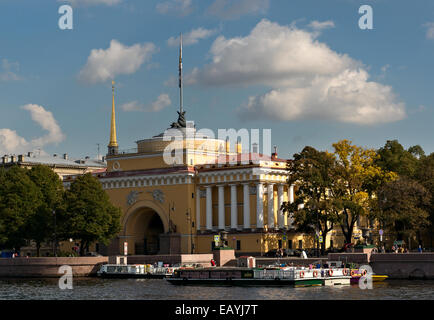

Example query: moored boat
[166,266,351,287]
[97,264,179,279]
[349,269,388,284]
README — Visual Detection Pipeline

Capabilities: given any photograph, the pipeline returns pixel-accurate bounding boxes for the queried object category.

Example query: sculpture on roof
[170,110,186,128]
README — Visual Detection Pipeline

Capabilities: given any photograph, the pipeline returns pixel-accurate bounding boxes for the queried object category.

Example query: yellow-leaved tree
[331,140,396,245]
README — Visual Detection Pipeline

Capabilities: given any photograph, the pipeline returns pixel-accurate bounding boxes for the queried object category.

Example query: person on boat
[210,259,216,266]
[418,245,423,253]
[301,250,308,259]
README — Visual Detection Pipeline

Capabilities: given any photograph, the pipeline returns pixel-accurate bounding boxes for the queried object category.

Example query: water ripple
[0,278,433,300]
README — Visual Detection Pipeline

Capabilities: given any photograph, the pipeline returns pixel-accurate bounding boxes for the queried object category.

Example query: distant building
[0,152,106,180]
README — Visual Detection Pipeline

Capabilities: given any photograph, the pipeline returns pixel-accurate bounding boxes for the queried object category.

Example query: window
[236,240,241,250]
[211,241,216,250]
[278,240,282,249]
[288,240,293,249]
[330,240,334,248]
[298,240,303,249]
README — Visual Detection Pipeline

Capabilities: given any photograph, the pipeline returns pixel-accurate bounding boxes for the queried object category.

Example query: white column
[289,184,294,203]
[243,183,250,229]
[288,184,295,228]
[206,186,212,230]
[267,184,275,228]
[230,184,237,230]
[278,184,284,229]
[256,183,264,228]
[196,187,201,231]
[218,185,225,230]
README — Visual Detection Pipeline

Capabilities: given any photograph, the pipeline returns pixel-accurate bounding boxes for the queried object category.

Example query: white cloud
[308,20,335,31]
[121,94,171,112]
[424,22,434,39]
[121,101,144,112]
[168,27,217,47]
[242,69,406,125]
[78,40,157,84]
[0,129,29,154]
[191,19,357,87]
[22,104,65,145]
[0,59,21,81]
[0,104,65,155]
[188,19,406,125]
[149,94,171,112]
[207,0,269,20]
[156,0,193,16]
[60,0,122,7]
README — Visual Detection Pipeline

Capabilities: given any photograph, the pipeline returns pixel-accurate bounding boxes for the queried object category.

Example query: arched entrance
[124,206,166,255]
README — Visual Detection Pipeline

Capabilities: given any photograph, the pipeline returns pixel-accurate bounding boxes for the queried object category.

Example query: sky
[0,0,434,160]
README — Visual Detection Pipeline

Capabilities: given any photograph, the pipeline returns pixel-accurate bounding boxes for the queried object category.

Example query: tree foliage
[0,166,42,250]
[376,140,421,179]
[377,177,431,240]
[64,173,121,255]
[282,146,339,254]
[26,165,65,256]
[330,140,396,244]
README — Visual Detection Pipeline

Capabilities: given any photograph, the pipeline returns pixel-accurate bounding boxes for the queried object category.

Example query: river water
[0,278,433,300]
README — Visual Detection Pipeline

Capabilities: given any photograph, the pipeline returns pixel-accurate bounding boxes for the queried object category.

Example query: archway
[124,207,166,255]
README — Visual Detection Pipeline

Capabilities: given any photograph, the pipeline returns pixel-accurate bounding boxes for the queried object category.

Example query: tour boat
[166,266,352,287]
[97,264,179,279]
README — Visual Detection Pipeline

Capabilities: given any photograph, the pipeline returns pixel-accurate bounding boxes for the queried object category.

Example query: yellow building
[88,41,311,257]
[77,40,375,257]
[96,84,304,256]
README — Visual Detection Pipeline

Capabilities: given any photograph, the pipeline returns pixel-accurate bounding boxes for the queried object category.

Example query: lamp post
[168,201,175,234]
[317,210,320,258]
[52,210,57,257]
[186,208,193,254]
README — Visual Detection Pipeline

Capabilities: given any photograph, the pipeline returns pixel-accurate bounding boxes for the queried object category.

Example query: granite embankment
[329,252,434,279]
[0,257,108,278]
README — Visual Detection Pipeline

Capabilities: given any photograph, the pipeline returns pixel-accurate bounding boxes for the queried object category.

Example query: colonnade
[195,183,295,231]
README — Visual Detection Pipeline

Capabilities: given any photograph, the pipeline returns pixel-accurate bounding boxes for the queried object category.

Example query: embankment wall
[0,257,108,278]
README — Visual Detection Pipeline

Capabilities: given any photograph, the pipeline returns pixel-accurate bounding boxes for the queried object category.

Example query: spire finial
[108,79,118,155]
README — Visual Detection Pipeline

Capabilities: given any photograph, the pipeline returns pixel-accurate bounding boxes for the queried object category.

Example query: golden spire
[108,80,118,148]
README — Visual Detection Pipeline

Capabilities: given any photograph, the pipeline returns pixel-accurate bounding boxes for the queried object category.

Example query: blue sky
[0,0,434,160]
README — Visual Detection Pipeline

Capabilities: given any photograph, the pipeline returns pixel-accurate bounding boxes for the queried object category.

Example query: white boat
[97,264,179,279]
[167,266,352,287]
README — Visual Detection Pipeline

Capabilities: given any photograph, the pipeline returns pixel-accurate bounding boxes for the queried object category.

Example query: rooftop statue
[170,110,186,128]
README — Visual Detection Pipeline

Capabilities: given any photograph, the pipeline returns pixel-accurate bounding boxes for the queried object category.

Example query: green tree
[64,173,121,256]
[377,177,431,243]
[26,165,65,256]
[0,166,42,251]
[282,146,339,255]
[376,140,421,178]
[415,153,434,245]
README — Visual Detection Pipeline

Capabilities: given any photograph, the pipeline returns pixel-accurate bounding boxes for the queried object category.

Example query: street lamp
[52,210,57,257]
[168,201,175,234]
[186,208,193,254]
